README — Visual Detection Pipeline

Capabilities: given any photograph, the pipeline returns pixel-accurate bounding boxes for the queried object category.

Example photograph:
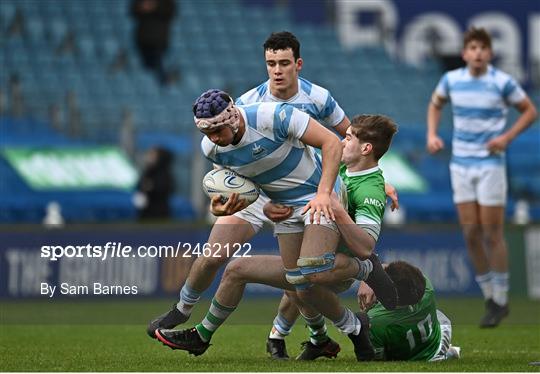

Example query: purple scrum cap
[193,89,240,133]
[193,89,230,118]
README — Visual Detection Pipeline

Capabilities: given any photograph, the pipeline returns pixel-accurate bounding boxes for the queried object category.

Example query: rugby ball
[202,169,260,205]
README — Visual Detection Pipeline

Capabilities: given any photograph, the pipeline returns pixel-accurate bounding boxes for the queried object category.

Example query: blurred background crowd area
[0,0,539,225]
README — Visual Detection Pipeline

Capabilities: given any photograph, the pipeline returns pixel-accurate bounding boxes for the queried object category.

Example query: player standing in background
[147,31,399,358]
[426,27,537,327]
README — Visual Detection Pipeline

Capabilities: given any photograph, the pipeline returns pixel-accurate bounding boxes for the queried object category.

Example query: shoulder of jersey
[445,67,467,80]
[490,67,513,82]
[236,82,268,105]
[298,77,330,107]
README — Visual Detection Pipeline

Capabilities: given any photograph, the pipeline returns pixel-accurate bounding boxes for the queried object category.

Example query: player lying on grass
[155,114,400,361]
[358,261,461,361]
[155,255,460,361]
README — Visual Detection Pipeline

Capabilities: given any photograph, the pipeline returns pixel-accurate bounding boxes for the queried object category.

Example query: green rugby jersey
[367,277,441,361]
[338,164,386,241]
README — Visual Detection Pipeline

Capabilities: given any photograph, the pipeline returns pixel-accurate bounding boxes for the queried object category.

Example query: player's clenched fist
[426,134,444,154]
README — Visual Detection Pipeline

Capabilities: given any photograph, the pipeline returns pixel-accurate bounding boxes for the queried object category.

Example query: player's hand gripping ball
[202,169,260,205]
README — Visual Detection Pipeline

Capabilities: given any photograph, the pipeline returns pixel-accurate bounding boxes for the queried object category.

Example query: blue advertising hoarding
[0,226,481,299]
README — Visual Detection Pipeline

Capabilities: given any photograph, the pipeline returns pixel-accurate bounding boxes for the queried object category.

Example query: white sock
[176,283,201,316]
[269,327,287,340]
[475,272,493,300]
[332,307,361,335]
[491,271,509,306]
[268,313,293,340]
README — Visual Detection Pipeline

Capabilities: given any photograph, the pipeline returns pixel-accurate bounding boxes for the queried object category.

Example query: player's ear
[362,143,373,155]
[487,47,494,60]
[296,57,303,71]
[461,48,467,62]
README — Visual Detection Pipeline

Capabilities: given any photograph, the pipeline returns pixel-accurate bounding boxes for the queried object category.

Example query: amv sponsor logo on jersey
[364,197,384,208]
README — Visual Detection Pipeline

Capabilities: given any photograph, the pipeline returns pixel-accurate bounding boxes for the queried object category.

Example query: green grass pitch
[1,298,539,371]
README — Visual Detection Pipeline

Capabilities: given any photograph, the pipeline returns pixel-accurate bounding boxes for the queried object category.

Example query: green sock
[195,298,236,342]
[303,313,329,345]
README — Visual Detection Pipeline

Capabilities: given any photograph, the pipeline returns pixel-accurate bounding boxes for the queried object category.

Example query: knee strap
[285,268,308,285]
[285,268,311,290]
[297,252,335,275]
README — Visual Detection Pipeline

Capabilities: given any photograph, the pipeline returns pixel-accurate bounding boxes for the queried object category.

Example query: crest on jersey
[251,142,267,160]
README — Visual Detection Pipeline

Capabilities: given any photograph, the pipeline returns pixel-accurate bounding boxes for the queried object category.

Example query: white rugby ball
[202,168,260,205]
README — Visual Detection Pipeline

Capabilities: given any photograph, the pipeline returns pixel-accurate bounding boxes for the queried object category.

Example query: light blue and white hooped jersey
[435,65,526,167]
[201,102,323,206]
[236,77,345,131]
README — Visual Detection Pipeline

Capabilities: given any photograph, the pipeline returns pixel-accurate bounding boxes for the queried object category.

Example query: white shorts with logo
[233,193,338,235]
[449,164,507,206]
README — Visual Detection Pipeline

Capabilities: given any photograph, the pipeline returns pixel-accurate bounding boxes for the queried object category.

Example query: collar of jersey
[465,64,494,79]
[267,81,301,103]
[345,165,380,177]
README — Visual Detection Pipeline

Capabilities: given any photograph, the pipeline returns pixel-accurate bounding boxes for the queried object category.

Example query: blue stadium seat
[48,18,69,47]
[24,16,46,43]
[76,35,98,61]
[0,2,16,32]
[98,37,120,64]
[38,0,64,16]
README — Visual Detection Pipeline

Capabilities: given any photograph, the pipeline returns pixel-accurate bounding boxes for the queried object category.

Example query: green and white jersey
[368,277,442,361]
[339,164,386,241]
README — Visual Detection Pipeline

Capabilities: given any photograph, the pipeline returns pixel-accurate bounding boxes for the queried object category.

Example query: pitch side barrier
[0,224,536,299]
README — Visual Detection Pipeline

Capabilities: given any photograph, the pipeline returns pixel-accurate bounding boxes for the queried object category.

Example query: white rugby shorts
[450,164,507,206]
[234,189,341,235]
[273,205,338,235]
